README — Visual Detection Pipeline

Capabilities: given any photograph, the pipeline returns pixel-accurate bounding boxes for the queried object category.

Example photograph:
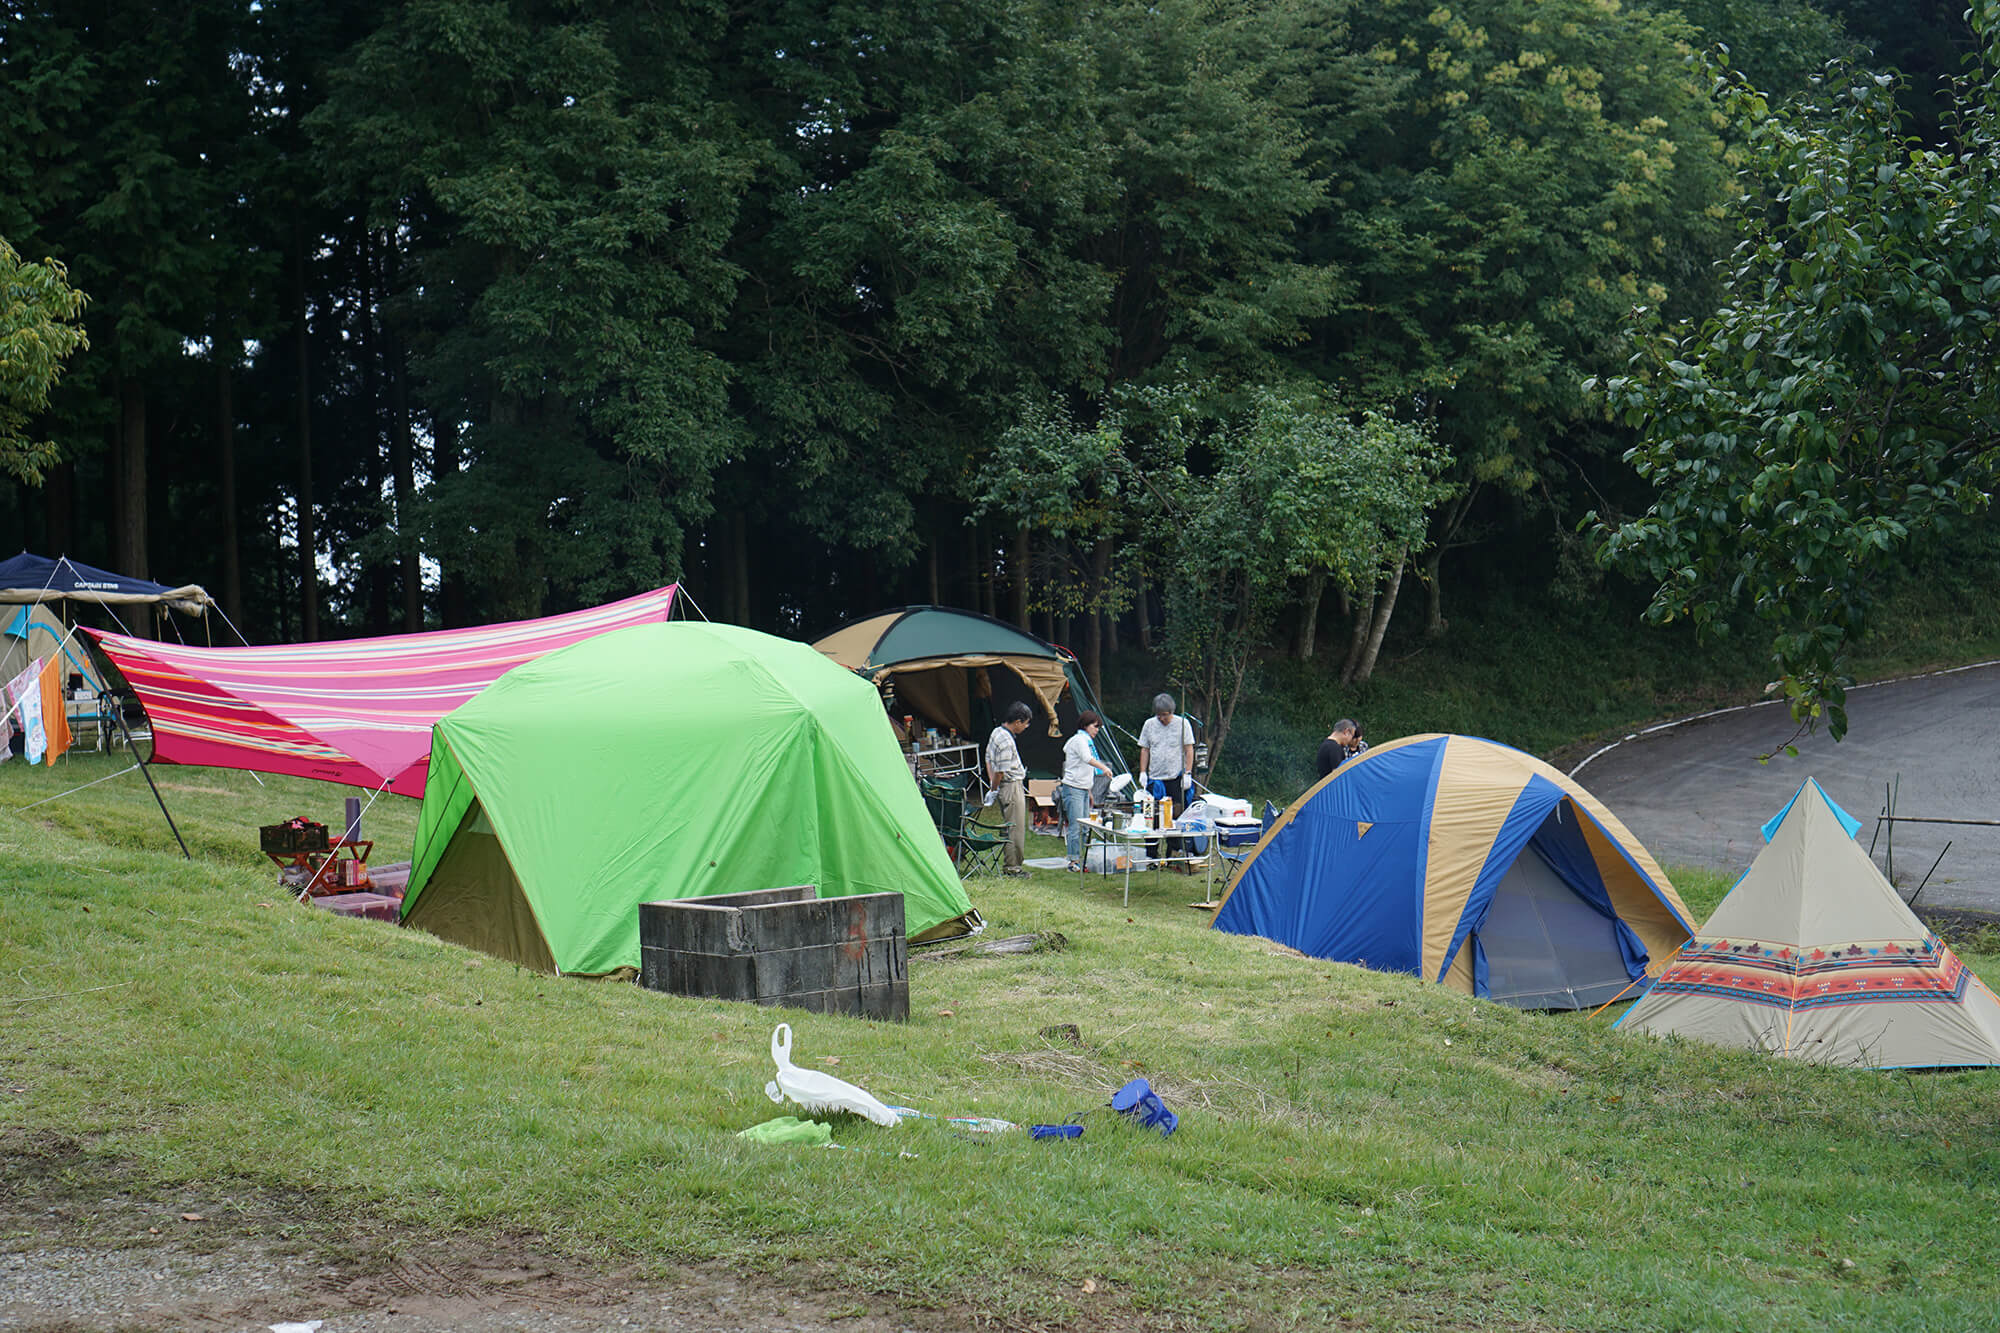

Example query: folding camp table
[266,839,374,901]
[1078,817,1215,907]
[912,740,979,779]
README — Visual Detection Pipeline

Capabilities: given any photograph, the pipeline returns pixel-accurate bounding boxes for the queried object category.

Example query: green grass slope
[6,751,2000,1330]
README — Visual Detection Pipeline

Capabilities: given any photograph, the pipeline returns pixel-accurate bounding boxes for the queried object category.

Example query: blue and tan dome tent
[1212,734,1696,1009]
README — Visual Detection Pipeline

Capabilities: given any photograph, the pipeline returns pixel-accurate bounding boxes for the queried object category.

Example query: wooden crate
[637,886,908,1022]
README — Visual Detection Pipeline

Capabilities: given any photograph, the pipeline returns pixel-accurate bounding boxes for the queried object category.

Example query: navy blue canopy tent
[0,552,211,615]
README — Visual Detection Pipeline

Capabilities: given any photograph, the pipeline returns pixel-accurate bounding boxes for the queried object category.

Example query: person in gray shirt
[1136,692,1195,815]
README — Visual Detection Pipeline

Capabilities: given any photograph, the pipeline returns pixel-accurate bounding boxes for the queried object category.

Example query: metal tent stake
[115,708,190,860]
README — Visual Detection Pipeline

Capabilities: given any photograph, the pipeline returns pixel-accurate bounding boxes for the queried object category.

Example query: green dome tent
[400,622,979,975]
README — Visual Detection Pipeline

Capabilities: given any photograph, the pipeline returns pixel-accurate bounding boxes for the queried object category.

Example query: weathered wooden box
[637,886,908,1022]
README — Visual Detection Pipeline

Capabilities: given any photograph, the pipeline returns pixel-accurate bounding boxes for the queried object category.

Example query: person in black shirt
[1314,718,1365,780]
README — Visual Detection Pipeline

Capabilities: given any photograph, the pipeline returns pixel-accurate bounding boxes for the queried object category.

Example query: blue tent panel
[0,552,183,600]
[1761,778,1861,842]
[1214,738,1446,978]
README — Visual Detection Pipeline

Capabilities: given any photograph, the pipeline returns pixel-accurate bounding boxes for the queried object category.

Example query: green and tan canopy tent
[400,622,980,975]
[812,605,1129,781]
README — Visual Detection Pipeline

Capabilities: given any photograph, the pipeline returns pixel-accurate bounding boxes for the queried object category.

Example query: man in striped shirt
[985,701,1033,876]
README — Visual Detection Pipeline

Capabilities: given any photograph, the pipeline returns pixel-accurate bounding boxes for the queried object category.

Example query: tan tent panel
[1619,779,2000,1068]
[813,613,904,672]
[871,655,1070,738]
[399,800,562,975]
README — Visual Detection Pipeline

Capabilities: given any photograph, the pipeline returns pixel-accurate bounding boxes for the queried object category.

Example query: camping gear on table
[1213,733,1695,1010]
[811,605,1130,784]
[1618,778,2000,1068]
[259,818,330,855]
[83,585,678,797]
[764,1023,900,1126]
[399,622,978,975]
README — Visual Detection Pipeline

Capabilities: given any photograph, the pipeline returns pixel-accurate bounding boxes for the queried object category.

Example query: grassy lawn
[7,750,2000,1331]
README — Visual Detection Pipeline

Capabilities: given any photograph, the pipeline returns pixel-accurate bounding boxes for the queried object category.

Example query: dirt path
[1566,661,2000,910]
[0,1146,974,1333]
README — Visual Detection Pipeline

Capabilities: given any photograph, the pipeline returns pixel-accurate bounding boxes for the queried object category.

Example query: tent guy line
[15,763,141,810]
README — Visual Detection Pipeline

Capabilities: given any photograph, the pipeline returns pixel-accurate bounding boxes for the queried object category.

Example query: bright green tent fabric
[401,622,977,975]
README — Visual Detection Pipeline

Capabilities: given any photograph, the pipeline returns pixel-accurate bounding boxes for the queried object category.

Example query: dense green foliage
[0,235,87,482]
[1593,24,2000,741]
[1,0,1989,706]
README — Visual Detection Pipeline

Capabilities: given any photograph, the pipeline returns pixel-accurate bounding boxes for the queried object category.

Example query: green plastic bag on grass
[737,1116,834,1145]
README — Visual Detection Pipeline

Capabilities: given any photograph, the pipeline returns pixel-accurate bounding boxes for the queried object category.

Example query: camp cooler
[1214,817,1263,848]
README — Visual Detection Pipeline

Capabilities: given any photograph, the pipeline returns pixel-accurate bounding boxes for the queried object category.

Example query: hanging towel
[37,655,71,765]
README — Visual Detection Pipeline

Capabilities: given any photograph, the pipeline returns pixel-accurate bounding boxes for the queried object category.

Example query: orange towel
[37,657,70,765]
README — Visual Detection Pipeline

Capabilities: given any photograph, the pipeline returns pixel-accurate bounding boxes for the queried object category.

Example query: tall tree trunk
[114,378,150,637]
[1425,486,1475,638]
[1341,584,1375,684]
[1422,547,1446,639]
[42,461,73,559]
[361,230,389,633]
[1206,640,1254,781]
[926,526,940,605]
[1347,556,1406,686]
[1083,540,1110,699]
[388,338,420,631]
[728,509,750,624]
[293,232,319,642]
[217,354,241,628]
[1296,571,1326,659]
[433,414,469,628]
[116,377,147,578]
[1012,525,1030,630]
[1135,581,1152,652]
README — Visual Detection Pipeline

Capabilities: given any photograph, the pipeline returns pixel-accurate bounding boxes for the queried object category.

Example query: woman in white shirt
[1059,711,1114,871]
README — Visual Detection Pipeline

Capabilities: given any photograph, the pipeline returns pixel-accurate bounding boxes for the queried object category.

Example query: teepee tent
[1212,734,1695,1009]
[401,622,979,975]
[1618,779,2000,1068]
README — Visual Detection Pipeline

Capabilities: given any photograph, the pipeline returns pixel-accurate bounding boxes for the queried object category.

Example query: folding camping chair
[929,772,1008,879]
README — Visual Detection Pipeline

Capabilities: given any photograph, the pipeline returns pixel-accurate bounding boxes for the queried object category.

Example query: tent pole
[114,707,190,860]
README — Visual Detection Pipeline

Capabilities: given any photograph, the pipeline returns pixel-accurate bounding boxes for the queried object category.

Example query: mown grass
[6,750,2000,1330]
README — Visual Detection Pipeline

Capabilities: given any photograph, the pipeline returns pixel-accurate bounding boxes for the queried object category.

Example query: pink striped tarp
[85,586,678,797]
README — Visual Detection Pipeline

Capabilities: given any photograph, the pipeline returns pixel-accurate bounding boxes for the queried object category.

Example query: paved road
[1570,661,2000,912]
